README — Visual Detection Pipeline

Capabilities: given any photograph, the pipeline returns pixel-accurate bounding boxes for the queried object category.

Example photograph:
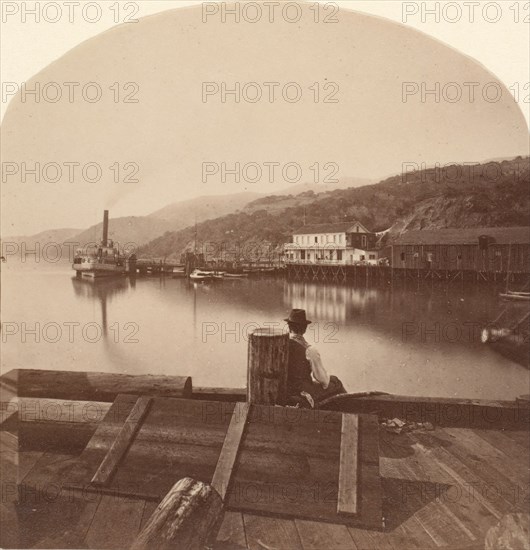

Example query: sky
[1,1,529,235]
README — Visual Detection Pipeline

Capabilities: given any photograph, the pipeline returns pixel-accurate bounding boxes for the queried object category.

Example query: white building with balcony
[284,222,379,265]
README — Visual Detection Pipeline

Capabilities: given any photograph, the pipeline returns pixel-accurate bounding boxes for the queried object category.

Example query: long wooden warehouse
[390,227,530,274]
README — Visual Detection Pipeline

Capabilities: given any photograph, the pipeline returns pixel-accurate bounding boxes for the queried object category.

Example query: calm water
[2,261,528,400]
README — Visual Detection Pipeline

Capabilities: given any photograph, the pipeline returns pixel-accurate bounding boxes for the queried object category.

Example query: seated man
[284,309,346,408]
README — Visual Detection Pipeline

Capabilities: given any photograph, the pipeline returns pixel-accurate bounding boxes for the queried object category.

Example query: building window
[333,235,336,242]
[362,235,367,248]
[369,254,376,260]
[356,226,359,233]
[314,236,318,244]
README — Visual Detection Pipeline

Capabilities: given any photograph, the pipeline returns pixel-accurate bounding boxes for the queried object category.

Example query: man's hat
[284,309,312,325]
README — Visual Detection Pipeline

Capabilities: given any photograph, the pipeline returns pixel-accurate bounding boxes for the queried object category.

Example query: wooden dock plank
[0,432,18,488]
[444,427,530,483]
[31,494,102,549]
[18,451,45,482]
[386,520,438,549]
[243,514,303,550]
[65,394,139,487]
[501,429,530,450]
[212,402,250,500]
[378,442,453,548]
[0,502,20,549]
[472,428,529,457]
[406,431,512,519]
[91,397,152,486]
[403,437,498,541]
[338,414,359,516]
[216,511,248,549]
[347,527,394,550]
[382,434,482,547]
[85,495,145,549]
[422,428,528,514]
[20,452,79,488]
[295,520,357,550]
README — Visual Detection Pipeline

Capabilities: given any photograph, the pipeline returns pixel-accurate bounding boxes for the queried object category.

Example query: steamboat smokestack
[102,210,109,247]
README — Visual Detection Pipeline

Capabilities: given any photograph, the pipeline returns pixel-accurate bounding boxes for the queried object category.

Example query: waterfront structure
[284,221,379,265]
[390,226,530,274]
[72,210,126,278]
[3,366,529,549]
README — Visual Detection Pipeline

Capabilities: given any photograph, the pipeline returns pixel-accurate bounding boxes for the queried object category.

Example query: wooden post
[247,328,289,405]
[506,242,512,292]
[131,477,224,550]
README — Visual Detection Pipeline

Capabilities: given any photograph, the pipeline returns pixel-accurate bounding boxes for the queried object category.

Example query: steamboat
[72,210,126,278]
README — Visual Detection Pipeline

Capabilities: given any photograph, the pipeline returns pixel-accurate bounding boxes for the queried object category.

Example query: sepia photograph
[1,1,529,548]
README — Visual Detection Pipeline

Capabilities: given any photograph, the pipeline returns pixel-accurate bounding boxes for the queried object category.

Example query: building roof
[393,226,530,245]
[293,221,369,235]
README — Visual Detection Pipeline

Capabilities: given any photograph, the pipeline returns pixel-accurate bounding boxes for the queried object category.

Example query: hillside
[2,180,371,253]
[71,216,173,249]
[2,227,81,244]
[148,192,262,225]
[138,157,530,259]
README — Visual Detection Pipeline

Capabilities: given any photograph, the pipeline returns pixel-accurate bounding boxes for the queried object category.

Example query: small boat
[224,272,248,279]
[189,269,215,281]
[482,308,529,368]
[500,291,530,301]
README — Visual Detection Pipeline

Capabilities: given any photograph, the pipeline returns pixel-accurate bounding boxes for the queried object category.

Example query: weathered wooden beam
[320,393,530,428]
[0,369,192,402]
[91,397,152,486]
[211,402,250,500]
[1,398,112,453]
[192,386,246,402]
[337,414,359,516]
[131,477,224,550]
[247,328,289,405]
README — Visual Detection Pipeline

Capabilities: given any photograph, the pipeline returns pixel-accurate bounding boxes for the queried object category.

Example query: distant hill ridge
[2,178,371,249]
[3,157,527,259]
[138,156,530,259]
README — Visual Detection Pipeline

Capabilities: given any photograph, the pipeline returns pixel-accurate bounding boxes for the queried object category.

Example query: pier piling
[247,328,289,405]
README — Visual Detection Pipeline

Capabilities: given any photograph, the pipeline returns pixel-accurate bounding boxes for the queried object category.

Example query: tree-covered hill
[138,156,529,259]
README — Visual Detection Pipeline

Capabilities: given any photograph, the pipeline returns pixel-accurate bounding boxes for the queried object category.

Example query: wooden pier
[286,263,530,286]
[1,331,529,549]
[128,258,183,276]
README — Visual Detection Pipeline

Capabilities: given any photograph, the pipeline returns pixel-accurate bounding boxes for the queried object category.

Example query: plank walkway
[3,424,528,549]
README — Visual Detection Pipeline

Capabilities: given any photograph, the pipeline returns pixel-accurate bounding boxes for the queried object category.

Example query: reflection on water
[1,261,528,400]
[285,282,380,323]
[71,275,134,333]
